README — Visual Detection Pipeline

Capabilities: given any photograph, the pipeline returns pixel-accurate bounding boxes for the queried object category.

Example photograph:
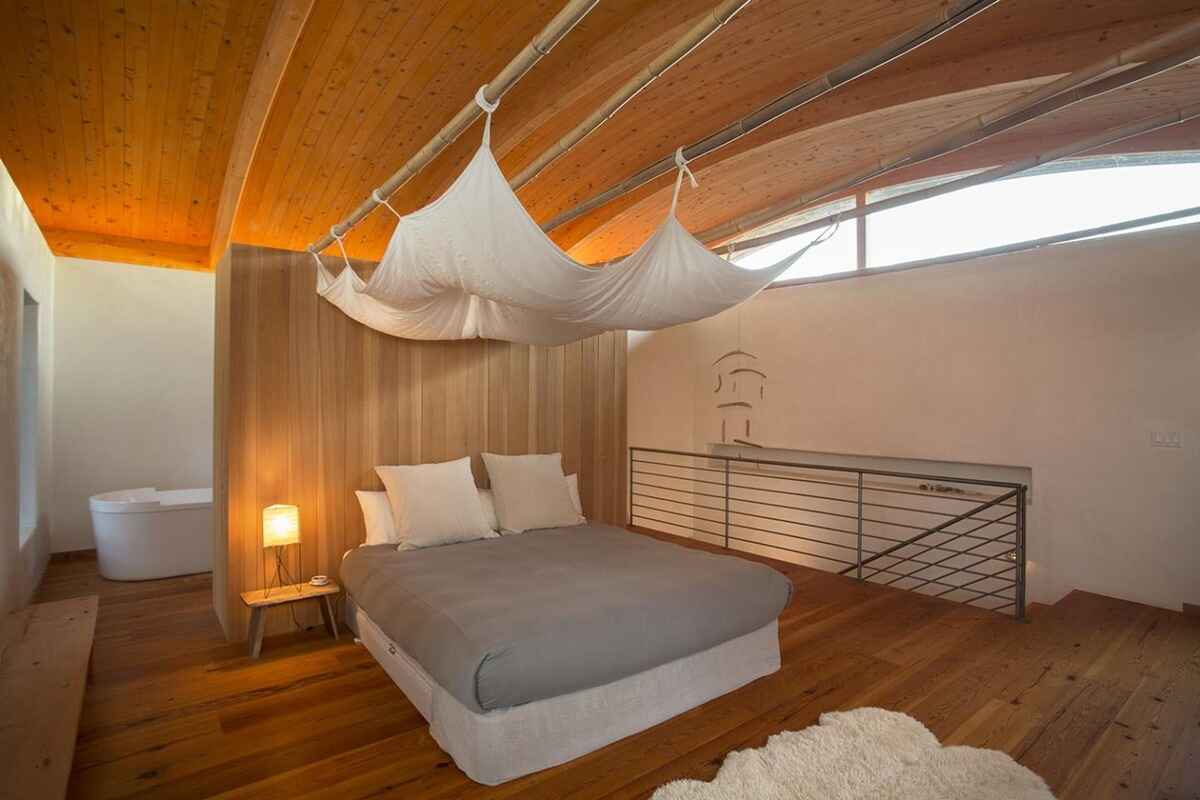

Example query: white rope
[372,188,401,218]
[671,147,699,214]
[475,85,499,146]
[330,226,353,270]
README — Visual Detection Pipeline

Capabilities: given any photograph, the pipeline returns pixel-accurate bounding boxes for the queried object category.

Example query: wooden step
[0,595,98,800]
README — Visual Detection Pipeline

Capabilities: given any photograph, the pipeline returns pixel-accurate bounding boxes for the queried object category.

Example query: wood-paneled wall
[213,244,627,640]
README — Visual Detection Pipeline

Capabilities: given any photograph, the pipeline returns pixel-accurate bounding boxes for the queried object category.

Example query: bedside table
[240,580,341,658]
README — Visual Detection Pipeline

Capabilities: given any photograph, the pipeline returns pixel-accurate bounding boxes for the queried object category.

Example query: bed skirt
[347,597,780,785]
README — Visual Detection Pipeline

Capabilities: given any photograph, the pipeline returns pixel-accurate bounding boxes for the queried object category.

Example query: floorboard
[34,534,1200,800]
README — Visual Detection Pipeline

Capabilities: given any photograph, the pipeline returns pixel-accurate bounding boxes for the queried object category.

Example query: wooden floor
[37,533,1200,800]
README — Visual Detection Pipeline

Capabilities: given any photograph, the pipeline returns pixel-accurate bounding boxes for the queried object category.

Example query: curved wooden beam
[208,0,316,268]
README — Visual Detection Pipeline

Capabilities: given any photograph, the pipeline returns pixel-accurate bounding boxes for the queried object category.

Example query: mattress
[340,524,791,713]
[348,599,781,785]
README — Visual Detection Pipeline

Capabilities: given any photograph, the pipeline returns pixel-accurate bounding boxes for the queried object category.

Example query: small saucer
[310,575,330,587]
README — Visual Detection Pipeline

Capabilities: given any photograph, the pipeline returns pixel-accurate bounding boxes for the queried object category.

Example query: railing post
[1015,484,1027,621]
[856,471,864,579]
[723,458,731,550]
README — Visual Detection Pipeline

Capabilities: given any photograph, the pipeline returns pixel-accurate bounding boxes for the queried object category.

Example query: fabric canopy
[316,94,827,346]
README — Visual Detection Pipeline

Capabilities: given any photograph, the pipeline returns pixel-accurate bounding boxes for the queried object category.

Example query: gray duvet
[340,524,791,713]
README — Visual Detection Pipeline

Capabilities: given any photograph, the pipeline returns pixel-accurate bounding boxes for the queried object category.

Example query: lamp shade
[262,504,300,548]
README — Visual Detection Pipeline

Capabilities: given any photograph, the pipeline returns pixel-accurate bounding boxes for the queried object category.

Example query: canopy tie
[475,85,499,146]
[670,147,699,214]
[372,188,401,218]
[330,226,353,271]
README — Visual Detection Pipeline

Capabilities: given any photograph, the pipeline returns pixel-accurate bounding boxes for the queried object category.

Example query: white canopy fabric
[316,91,829,346]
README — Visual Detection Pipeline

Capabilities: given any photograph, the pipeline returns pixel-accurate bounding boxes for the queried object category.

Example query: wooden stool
[240,581,341,658]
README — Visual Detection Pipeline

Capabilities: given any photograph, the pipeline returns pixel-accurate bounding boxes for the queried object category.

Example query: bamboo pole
[730,101,1200,253]
[697,17,1200,244]
[307,0,598,255]
[537,0,1001,233]
[511,0,752,191]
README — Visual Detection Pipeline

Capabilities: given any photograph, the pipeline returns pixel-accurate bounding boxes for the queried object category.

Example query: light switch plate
[1151,431,1182,448]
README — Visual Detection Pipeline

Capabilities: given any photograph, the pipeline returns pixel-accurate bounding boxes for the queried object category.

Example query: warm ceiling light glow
[262,504,300,548]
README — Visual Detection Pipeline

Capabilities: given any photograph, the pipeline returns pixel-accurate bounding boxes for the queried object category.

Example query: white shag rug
[652,708,1054,800]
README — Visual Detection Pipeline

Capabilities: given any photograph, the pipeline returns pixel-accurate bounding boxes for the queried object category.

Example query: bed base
[346,597,780,785]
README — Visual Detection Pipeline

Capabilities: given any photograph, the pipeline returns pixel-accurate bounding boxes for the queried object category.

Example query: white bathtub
[89,487,213,581]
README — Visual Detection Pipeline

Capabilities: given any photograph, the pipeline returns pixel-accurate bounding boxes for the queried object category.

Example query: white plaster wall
[0,158,55,611]
[629,224,1200,612]
[52,258,215,552]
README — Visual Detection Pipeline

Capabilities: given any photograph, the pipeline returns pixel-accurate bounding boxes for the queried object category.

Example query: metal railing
[628,447,1028,620]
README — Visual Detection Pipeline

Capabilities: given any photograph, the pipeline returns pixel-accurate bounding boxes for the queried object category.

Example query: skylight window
[730,153,1200,284]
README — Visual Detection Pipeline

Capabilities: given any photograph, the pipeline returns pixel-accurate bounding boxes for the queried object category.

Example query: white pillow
[376,457,496,550]
[482,452,586,534]
[566,473,583,517]
[355,490,399,546]
[478,489,500,530]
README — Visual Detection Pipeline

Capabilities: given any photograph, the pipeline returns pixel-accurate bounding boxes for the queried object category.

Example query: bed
[340,522,791,785]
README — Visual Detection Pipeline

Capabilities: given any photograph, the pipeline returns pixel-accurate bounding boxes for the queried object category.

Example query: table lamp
[262,504,301,597]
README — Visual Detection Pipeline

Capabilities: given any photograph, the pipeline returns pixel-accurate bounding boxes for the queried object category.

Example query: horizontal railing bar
[631,515,722,539]
[631,503,724,526]
[632,490,725,513]
[729,523,864,552]
[636,456,1020,498]
[856,552,1018,583]
[631,510,723,532]
[631,447,1026,489]
[629,529,1011,579]
[905,546,1019,595]
[931,565,1016,598]
[731,481,1013,515]
[867,568,1016,603]
[731,516,860,541]
[632,467,728,488]
[866,513,1018,581]
[726,536,859,566]
[634,459,1017,507]
[632,482,1017,548]
[635,510,1016,585]
[632,481,730,502]
[851,489,1018,575]
[635,475,1014,529]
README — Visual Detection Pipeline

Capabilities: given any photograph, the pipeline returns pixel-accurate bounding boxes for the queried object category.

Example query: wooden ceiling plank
[0,1,51,221]
[187,1,273,246]
[177,0,254,245]
[296,0,485,252]
[316,0,551,257]
[42,0,90,227]
[19,0,69,227]
[130,0,175,240]
[69,0,106,230]
[275,0,446,249]
[99,0,127,231]
[510,0,753,191]
[166,0,233,241]
[259,0,399,242]
[226,0,347,241]
[243,0,365,244]
[152,1,204,241]
[122,0,151,240]
[298,0,508,252]
[207,0,317,266]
